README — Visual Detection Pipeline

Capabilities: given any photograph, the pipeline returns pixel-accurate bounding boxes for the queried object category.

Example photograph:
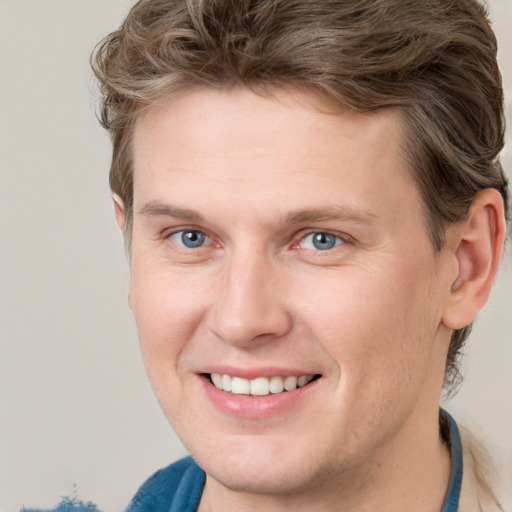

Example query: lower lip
[199,376,320,419]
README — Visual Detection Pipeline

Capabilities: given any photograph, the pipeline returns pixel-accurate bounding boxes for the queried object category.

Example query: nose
[206,251,293,346]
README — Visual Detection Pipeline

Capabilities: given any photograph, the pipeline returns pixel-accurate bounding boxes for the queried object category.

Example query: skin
[116,88,505,512]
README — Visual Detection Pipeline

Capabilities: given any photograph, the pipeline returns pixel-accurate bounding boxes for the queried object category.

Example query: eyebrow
[138,201,378,226]
[286,206,378,225]
[138,201,204,222]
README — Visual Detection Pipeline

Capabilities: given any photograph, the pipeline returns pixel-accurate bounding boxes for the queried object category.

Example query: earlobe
[442,188,506,330]
[112,193,126,231]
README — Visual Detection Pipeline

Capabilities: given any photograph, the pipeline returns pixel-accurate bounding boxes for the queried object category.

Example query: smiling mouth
[205,373,322,396]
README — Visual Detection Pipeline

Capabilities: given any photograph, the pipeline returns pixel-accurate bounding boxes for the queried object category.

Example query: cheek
[129,263,207,372]
[128,268,206,422]
[297,264,438,385]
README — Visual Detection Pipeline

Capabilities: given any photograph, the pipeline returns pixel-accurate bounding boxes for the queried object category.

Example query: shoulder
[125,456,205,512]
[459,426,512,512]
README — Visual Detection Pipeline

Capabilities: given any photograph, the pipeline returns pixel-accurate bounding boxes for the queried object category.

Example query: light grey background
[0,1,510,511]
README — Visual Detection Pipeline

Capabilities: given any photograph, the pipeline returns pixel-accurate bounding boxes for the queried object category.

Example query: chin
[204,460,318,495]
[190,437,340,497]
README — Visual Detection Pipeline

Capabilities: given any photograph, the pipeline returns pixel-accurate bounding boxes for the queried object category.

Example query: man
[92,1,510,510]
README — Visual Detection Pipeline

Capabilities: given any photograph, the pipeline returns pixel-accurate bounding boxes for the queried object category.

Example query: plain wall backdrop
[0,1,511,510]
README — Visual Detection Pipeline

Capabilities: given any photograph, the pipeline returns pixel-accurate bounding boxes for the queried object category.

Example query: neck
[199,408,451,512]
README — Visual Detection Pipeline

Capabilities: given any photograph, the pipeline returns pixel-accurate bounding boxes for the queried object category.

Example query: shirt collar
[440,408,463,512]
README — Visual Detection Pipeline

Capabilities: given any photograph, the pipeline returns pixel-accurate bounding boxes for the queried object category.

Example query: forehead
[133,88,406,167]
[131,88,422,232]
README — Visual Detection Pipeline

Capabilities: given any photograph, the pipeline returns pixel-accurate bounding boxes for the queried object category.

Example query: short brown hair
[91,0,509,390]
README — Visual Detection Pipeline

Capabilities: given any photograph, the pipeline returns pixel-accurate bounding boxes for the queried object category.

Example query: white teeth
[221,374,232,392]
[209,373,317,396]
[231,376,250,395]
[283,376,298,391]
[250,377,270,396]
[298,375,314,387]
[269,376,284,394]
[211,373,223,388]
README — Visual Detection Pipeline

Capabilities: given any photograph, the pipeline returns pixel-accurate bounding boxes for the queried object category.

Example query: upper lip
[196,365,321,379]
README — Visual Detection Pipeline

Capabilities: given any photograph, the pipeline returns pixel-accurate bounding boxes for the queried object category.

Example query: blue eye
[300,232,343,251]
[170,230,209,248]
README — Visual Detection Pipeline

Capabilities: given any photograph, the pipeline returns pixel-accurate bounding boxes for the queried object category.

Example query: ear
[442,188,506,330]
[112,193,126,231]
[112,193,134,309]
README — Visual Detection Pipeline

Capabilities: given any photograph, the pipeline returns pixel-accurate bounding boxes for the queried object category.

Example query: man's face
[128,88,455,495]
